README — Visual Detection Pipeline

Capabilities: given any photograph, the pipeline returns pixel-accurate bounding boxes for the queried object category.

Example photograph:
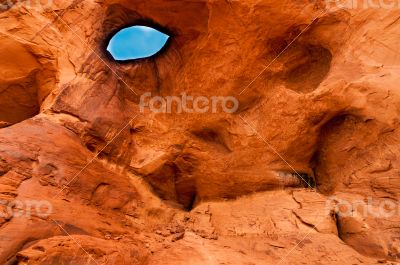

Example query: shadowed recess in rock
[106,25,170,61]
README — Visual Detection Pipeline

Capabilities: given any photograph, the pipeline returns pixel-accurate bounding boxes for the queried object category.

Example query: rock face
[0,0,400,264]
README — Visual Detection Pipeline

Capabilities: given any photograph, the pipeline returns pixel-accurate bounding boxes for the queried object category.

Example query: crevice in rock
[50,110,89,124]
[186,192,197,211]
[291,191,302,209]
[191,127,231,153]
[235,94,262,114]
[144,162,179,202]
[292,210,319,232]
[0,158,10,177]
[311,114,359,194]
[297,173,316,189]
[334,211,343,240]
[136,151,199,211]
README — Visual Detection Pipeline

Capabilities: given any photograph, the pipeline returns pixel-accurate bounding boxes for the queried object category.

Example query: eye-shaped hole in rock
[106,25,170,61]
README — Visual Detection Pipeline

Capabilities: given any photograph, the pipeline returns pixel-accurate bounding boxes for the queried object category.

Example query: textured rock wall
[0,0,399,264]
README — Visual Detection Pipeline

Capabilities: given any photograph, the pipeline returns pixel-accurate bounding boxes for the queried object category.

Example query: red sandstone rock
[0,0,399,264]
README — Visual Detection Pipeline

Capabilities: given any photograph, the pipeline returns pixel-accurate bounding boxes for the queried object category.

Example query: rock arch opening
[106,25,170,62]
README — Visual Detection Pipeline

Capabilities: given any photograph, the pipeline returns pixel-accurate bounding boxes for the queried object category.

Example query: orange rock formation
[0,0,399,264]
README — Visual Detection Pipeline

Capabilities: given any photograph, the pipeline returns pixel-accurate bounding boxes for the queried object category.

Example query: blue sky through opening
[107,26,169,61]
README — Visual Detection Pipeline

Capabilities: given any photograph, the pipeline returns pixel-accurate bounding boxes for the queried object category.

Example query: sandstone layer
[0,0,400,264]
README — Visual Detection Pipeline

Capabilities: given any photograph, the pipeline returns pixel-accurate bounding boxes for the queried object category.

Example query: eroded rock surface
[0,0,399,264]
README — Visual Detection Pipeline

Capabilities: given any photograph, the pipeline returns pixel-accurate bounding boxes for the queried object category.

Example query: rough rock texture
[0,0,400,264]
